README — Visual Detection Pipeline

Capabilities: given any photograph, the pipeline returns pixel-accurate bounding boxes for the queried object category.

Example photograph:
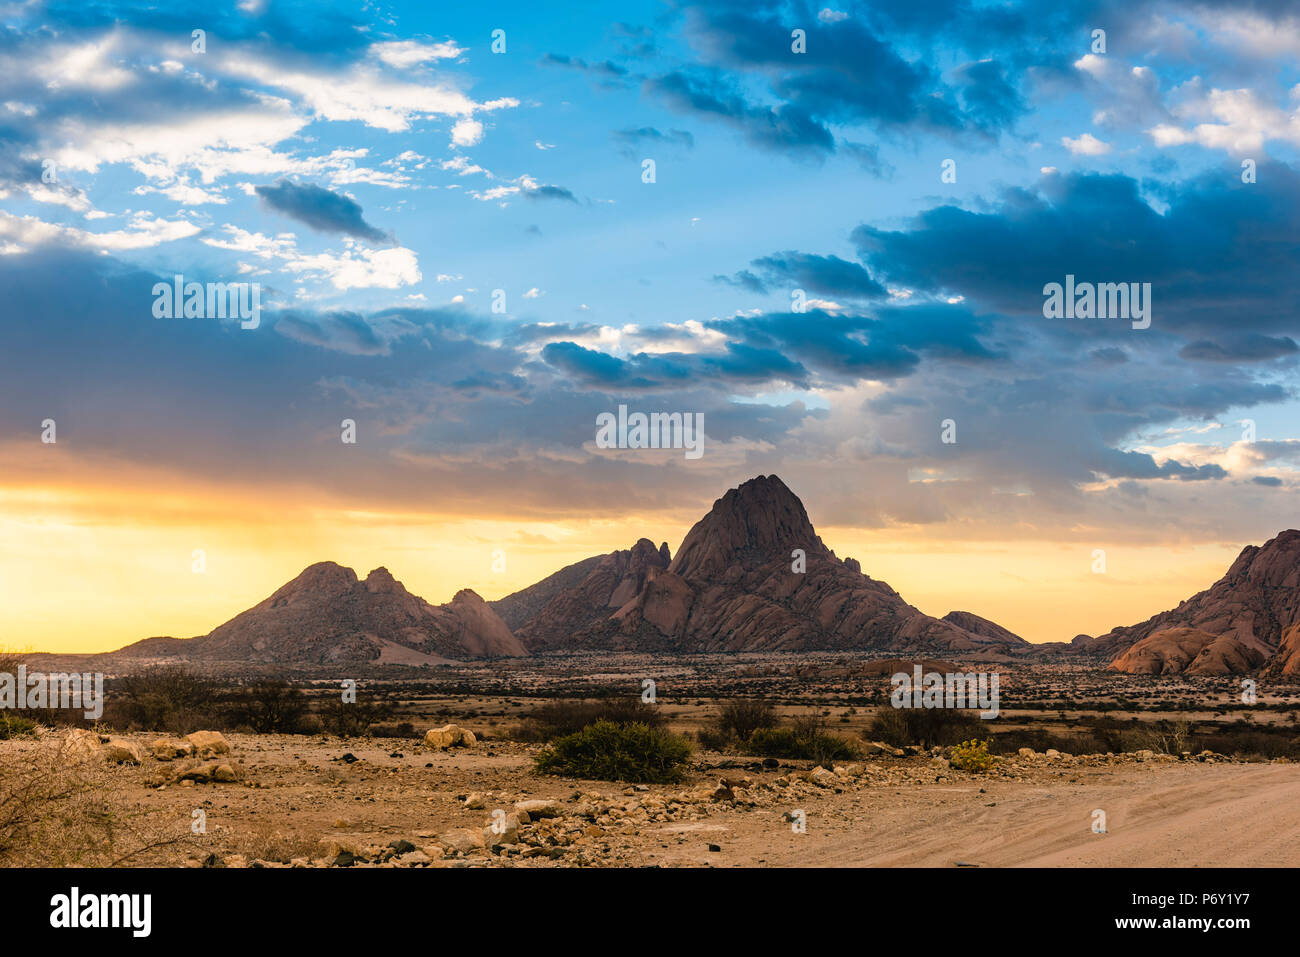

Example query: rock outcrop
[1101,529,1300,675]
[942,611,1024,645]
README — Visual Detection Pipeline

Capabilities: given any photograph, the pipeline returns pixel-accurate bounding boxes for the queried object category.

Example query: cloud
[274,310,389,355]
[451,117,484,147]
[540,339,809,390]
[717,250,887,299]
[540,53,630,80]
[1062,132,1111,155]
[852,165,1300,339]
[1179,334,1299,362]
[254,180,390,243]
[610,127,695,157]
[369,39,464,68]
[283,245,421,291]
[523,184,580,203]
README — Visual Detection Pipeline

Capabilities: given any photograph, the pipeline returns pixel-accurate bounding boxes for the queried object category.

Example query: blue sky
[2,0,1300,647]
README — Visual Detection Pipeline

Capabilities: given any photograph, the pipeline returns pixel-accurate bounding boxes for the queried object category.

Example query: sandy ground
[7,730,1297,868]
[696,763,1300,867]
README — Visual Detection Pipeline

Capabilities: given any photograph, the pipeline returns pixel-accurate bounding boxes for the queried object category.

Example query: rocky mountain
[112,562,526,665]
[501,475,1027,655]
[1101,529,1300,675]
[488,553,606,630]
[942,611,1024,645]
[513,539,672,652]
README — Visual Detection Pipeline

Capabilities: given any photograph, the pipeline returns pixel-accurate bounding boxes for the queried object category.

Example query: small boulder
[185,730,231,756]
[514,799,562,819]
[483,813,522,848]
[810,767,840,788]
[423,724,475,749]
[103,738,144,765]
[151,737,194,761]
[59,728,103,761]
[439,828,486,855]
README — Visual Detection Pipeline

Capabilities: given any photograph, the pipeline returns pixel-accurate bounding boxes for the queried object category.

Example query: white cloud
[369,40,464,68]
[221,53,515,133]
[133,181,228,205]
[0,209,199,252]
[451,117,484,147]
[817,9,848,23]
[283,245,422,290]
[1148,85,1300,153]
[1061,132,1112,155]
[201,225,297,260]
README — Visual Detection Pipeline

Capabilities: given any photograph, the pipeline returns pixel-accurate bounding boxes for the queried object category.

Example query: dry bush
[104,666,223,734]
[513,698,665,742]
[712,698,777,744]
[0,739,193,867]
[233,822,323,864]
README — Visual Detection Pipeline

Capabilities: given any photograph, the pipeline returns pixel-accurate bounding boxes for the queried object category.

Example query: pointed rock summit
[670,474,832,579]
[497,474,1027,655]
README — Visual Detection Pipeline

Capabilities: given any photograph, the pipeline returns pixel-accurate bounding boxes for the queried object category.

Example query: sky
[1,0,1298,652]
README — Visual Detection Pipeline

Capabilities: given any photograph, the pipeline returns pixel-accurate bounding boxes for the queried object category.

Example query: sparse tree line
[0,663,406,739]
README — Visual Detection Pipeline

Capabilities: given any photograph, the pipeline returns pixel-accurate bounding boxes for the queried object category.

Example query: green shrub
[515,698,664,742]
[534,720,692,783]
[949,739,996,772]
[0,714,37,740]
[749,717,859,765]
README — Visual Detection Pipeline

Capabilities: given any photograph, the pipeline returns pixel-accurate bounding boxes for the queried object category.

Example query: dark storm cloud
[255,180,390,244]
[610,127,695,158]
[540,341,810,390]
[523,185,580,203]
[706,305,1002,383]
[716,251,886,299]
[1179,335,1299,362]
[854,165,1300,339]
[274,310,389,355]
[540,53,630,79]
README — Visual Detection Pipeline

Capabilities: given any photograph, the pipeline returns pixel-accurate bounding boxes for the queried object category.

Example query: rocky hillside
[942,611,1024,645]
[111,562,526,665]
[1100,530,1300,675]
